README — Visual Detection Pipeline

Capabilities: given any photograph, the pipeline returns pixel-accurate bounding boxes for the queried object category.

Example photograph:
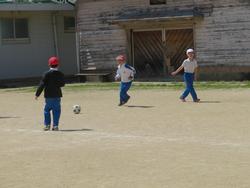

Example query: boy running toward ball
[115,55,136,106]
[35,56,65,131]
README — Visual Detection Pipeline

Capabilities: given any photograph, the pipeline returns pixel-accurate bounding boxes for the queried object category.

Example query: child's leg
[120,82,131,103]
[181,87,190,99]
[51,98,61,127]
[188,74,198,101]
[190,87,198,101]
[180,73,191,99]
[44,98,52,126]
[123,82,132,101]
[120,83,126,103]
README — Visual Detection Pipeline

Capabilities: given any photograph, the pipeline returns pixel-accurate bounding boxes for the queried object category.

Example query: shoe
[125,96,130,103]
[194,99,200,103]
[179,97,186,102]
[118,101,125,106]
[52,126,59,131]
[43,126,50,131]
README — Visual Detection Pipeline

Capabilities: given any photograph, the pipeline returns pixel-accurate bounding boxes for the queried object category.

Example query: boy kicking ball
[171,49,200,103]
[115,55,136,106]
[35,56,65,131]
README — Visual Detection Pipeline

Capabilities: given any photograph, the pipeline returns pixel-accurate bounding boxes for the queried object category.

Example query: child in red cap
[35,56,65,131]
[115,55,136,106]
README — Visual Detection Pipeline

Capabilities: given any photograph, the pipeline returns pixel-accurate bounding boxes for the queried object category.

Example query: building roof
[0,3,74,11]
[112,7,203,24]
[0,1,75,11]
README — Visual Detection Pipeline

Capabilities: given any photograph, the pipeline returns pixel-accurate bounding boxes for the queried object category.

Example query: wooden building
[76,0,250,80]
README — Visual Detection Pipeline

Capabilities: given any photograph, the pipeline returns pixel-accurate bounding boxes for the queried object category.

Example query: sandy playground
[1,88,250,188]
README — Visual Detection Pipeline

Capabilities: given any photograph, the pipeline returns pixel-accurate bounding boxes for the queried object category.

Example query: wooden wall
[195,0,250,70]
[76,0,250,79]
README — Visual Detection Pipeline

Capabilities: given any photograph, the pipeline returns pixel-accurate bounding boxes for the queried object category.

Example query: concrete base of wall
[76,72,115,82]
[0,75,78,88]
[198,72,250,81]
[198,66,250,81]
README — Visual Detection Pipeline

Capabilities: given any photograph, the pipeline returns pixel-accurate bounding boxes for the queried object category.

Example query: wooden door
[132,29,194,79]
[133,30,164,79]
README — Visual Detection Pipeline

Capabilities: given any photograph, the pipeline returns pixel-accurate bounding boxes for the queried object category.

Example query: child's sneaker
[118,101,125,106]
[179,97,186,102]
[52,126,59,131]
[43,126,50,131]
[194,99,200,103]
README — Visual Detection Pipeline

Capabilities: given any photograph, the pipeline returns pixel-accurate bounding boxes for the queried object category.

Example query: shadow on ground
[198,101,221,103]
[125,105,155,108]
[0,116,20,119]
[60,128,93,132]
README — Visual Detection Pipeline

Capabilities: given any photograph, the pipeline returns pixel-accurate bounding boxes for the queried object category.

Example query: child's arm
[35,73,47,99]
[171,65,184,76]
[57,72,65,87]
[129,67,136,80]
[115,69,121,81]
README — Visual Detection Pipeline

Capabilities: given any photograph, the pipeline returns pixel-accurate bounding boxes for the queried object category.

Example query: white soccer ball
[73,105,81,114]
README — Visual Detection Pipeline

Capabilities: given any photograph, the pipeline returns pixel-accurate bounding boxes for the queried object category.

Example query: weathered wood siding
[76,0,209,71]
[77,0,250,78]
[196,1,250,69]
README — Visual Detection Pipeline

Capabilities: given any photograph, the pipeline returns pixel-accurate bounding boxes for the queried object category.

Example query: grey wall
[0,11,77,80]
[56,12,78,75]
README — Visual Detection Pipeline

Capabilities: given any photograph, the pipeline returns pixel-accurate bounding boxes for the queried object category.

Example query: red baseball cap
[48,56,59,66]
[116,55,126,61]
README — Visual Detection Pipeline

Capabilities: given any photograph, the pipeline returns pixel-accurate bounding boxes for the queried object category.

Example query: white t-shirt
[115,63,136,83]
[182,58,198,73]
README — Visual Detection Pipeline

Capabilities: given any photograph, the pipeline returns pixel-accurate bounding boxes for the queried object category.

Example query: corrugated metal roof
[115,7,203,22]
[0,3,74,11]
[0,0,77,4]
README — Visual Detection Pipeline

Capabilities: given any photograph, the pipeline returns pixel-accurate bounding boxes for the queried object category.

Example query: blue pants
[120,82,132,103]
[181,73,198,101]
[44,98,61,127]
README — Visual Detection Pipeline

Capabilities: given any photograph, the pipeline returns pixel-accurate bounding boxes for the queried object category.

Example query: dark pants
[120,82,132,103]
[44,98,61,127]
[180,73,198,101]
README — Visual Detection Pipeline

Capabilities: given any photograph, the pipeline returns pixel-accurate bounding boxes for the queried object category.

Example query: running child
[115,55,136,106]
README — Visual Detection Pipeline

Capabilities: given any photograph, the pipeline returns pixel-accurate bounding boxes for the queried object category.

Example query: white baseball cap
[186,48,194,54]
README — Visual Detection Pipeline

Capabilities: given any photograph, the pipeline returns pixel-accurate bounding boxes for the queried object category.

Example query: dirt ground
[1,88,250,188]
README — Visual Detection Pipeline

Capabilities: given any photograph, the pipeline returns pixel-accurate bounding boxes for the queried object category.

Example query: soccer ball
[73,105,81,114]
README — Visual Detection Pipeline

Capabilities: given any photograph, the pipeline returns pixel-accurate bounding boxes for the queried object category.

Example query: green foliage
[2,81,250,93]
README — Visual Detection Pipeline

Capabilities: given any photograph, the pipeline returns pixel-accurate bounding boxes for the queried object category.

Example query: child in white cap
[171,49,200,102]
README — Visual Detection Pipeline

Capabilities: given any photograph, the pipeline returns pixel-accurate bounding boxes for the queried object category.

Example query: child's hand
[171,71,177,76]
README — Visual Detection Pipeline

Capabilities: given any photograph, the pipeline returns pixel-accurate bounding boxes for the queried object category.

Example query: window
[1,18,29,44]
[150,0,166,5]
[1,18,29,42]
[64,16,75,32]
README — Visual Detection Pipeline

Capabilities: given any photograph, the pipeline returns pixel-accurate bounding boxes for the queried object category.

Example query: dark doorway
[165,29,194,70]
[133,30,163,79]
[132,29,194,79]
